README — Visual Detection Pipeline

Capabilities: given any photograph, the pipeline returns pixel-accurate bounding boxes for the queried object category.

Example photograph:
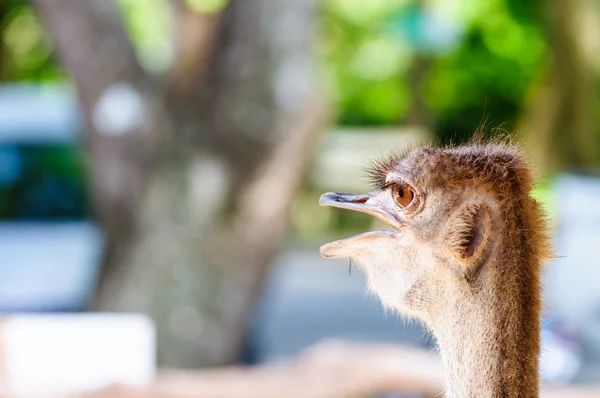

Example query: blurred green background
[0,0,579,231]
[0,0,551,130]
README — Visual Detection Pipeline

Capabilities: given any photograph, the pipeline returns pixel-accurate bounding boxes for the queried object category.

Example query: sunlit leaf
[117,0,174,74]
[4,9,50,70]
[326,0,409,25]
[350,36,410,80]
[186,0,229,14]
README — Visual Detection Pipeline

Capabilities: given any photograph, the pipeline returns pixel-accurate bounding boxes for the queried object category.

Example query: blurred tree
[520,0,600,171]
[34,0,324,367]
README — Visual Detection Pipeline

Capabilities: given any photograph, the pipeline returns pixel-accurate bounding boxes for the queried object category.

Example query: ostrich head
[319,140,551,328]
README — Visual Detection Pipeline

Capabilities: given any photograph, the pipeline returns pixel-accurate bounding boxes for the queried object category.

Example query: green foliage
[116,0,231,75]
[186,0,230,13]
[0,1,61,81]
[321,0,549,142]
[117,0,174,75]
[2,0,550,139]
[0,0,177,80]
[0,144,91,220]
[319,0,413,126]
[425,0,548,142]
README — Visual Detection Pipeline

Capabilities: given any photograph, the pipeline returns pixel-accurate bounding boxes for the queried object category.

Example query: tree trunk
[520,0,598,171]
[405,53,432,129]
[34,0,324,367]
[404,0,432,130]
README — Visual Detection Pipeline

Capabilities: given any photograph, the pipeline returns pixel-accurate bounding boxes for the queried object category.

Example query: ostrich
[319,139,552,398]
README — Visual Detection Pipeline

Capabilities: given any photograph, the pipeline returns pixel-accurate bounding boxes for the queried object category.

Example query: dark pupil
[398,189,404,198]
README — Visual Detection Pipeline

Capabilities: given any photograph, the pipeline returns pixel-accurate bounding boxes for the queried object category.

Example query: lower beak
[319,230,396,258]
[319,192,401,229]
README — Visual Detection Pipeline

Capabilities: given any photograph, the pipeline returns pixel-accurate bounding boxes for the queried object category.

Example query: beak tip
[319,242,339,258]
[319,192,336,207]
[319,246,329,258]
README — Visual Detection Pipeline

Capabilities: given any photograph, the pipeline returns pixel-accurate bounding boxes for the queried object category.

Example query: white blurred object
[540,327,582,384]
[546,173,600,369]
[0,314,155,395]
[92,83,146,136]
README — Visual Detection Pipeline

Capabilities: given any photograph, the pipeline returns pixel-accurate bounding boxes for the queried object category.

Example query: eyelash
[380,180,409,192]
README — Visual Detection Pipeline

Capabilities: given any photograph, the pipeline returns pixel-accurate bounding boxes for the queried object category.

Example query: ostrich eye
[392,186,414,208]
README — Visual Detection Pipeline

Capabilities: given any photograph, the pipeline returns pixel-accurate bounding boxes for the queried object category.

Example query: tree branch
[33,0,149,106]
[33,0,164,289]
[167,0,220,93]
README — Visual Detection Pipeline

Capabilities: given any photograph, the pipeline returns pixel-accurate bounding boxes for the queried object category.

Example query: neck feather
[434,237,542,397]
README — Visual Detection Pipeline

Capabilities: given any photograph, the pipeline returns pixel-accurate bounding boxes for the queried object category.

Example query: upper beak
[319,192,401,229]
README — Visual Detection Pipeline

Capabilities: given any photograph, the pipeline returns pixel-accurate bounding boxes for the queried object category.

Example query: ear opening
[445,203,492,279]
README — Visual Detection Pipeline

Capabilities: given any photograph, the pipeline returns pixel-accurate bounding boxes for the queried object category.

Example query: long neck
[436,299,539,397]
[434,242,542,397]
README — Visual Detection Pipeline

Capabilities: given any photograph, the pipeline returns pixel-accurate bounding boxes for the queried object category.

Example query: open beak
[319,192,401,229]
[318,191,401,259]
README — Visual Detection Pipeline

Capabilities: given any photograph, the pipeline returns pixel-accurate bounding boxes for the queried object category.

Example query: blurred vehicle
[0,83,103,312]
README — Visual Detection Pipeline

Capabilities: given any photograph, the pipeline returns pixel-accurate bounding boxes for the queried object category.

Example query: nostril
[329,193,370,204]
[350,196,368,204]
[346,194,370,204]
